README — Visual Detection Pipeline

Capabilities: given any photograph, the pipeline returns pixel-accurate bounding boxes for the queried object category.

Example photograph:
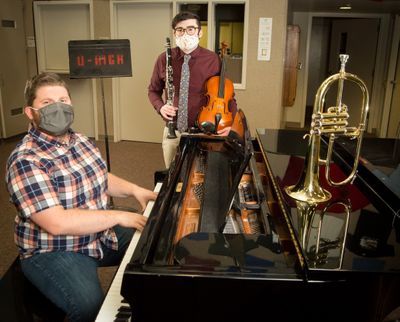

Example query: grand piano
[119,109,400,322]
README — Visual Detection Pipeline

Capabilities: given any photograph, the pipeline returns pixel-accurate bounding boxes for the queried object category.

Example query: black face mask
[31,102,74,136]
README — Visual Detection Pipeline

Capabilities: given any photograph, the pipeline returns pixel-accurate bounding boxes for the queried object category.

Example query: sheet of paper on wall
[258,17,272,61]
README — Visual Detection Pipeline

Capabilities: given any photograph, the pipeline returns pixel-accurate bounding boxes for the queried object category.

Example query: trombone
[285,54,369,204]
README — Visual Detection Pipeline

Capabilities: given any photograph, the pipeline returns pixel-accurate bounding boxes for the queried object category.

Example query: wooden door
[282,25,300,107]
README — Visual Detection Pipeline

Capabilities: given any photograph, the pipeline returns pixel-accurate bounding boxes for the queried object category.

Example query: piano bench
[0,257,66,322]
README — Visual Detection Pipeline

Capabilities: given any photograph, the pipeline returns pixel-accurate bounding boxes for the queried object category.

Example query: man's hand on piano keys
[132,185,158,212]
[106,174,157,211]
[116,211,148,231]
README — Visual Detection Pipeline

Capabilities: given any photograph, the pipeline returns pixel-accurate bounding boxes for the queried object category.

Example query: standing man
[148,11,237,168]
[6,72,157,322]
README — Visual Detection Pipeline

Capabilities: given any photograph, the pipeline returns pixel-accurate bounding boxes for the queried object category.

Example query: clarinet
[165,37,177,139]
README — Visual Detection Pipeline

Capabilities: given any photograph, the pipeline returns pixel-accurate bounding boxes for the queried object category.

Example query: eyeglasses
[174,26,199,36]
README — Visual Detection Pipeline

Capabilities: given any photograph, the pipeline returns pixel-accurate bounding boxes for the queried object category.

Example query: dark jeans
[20,226,134,322]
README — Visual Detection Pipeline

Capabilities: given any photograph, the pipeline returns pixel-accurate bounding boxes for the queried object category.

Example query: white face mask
[175,34,200,53]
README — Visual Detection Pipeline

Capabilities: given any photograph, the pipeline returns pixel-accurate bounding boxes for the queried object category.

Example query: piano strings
[173,149,264,240]
[173,153,204,244]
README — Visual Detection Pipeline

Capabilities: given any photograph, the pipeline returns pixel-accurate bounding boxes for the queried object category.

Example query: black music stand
[68,39,132,209]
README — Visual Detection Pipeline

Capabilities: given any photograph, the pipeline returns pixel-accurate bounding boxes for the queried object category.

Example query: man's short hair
[171,11,201,30]
[24,72,70,106]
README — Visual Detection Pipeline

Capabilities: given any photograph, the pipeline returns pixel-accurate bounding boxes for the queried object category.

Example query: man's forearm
[107,173,137,198]
[31,206,125,235]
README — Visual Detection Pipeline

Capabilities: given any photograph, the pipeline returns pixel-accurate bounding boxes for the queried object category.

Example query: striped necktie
[177,54,191,132]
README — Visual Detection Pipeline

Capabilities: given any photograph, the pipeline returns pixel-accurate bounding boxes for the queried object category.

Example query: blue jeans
[20,226,134,322]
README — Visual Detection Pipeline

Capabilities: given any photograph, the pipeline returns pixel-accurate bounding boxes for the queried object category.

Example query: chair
[0,257,65,322]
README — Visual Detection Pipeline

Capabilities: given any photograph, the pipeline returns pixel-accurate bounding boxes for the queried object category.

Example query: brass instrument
[285,54,369,204]
[165,37,177,139]
[296,200,350,269]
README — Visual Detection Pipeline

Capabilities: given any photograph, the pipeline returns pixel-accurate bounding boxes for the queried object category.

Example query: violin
[197,41,233,134]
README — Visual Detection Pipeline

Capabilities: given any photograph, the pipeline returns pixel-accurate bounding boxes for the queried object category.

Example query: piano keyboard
[95,182,162,322]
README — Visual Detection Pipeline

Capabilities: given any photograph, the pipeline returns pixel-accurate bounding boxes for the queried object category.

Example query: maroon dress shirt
[148,46,237,129]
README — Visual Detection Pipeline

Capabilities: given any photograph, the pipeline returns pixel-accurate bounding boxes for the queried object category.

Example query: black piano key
[118,306,131,312]
[113,307,132,322]
[116,311,131,318]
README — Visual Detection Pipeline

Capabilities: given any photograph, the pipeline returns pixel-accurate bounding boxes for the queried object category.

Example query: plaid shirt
[6,127,118,259]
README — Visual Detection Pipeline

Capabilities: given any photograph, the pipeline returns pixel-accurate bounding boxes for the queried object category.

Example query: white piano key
[95,182,162,322]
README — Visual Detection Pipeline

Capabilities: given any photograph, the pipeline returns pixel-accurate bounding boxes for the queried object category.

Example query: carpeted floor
[0,134,165,293]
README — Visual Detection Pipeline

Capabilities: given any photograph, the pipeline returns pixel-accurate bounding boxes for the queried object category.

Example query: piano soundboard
[95,182,162,322]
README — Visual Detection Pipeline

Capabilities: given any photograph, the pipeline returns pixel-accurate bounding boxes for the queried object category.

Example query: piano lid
[127,113,303,279]
[332,136,400,211]
[256,128,400,275]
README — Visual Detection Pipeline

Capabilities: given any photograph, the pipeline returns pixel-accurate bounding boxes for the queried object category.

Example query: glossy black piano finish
[256,129,400,320]
[121,128,400,322]
[332,135,400,215]
[257,129,400,269]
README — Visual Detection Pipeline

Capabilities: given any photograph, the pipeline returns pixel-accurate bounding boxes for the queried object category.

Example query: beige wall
[235,0,288,134]
[24,0,37,77]
[23,0,288,139]
[92,0,113,137]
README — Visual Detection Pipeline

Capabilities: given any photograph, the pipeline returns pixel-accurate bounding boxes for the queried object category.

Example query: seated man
[5,72,157,322]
